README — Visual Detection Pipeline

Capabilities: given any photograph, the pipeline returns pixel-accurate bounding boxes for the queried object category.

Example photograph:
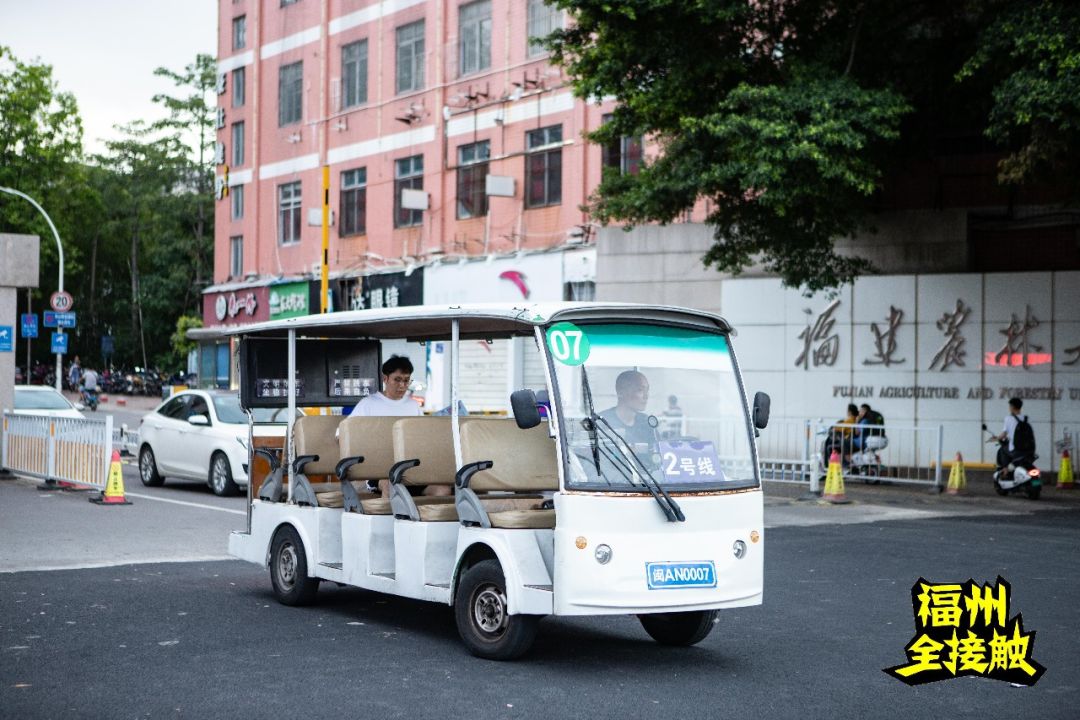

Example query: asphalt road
[1,476,1076,720]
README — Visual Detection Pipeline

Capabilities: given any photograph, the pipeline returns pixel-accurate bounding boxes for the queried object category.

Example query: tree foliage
[547,0,1078,290]
[0,47,213,373]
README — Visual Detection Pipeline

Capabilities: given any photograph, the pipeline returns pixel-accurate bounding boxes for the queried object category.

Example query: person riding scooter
[80,366,100,412]
[984,398,1040,499]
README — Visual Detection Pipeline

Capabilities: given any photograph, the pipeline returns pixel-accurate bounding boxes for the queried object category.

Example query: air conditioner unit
[485,175,514,197]
[214,142,226,165]
[307,208,335,226]
[216,72,227,95]
[216,108,226,129]
[401,189,429,211]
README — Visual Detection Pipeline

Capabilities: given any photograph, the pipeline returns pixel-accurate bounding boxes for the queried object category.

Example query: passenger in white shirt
[346,356,439,496]
[349,356,421,418]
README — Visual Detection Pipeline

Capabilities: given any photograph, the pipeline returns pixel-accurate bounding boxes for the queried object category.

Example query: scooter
[982,424,1041,500]
[80,387,99,412]
[814,427,889,484]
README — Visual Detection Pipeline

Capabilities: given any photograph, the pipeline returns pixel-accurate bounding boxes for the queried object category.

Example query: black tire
[209,452,240,497]
[139,445,164,487]
[994,481,1008,496]
[270,526,319,606]
[1025,483,1041,500]
[454,559,539,660]
[638,610,718,646]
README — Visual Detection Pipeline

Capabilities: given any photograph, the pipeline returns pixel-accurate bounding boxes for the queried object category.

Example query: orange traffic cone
[1058,449,1074,489]
[822,450,851,504]
[90,450,132,505]
[946,452,967,495]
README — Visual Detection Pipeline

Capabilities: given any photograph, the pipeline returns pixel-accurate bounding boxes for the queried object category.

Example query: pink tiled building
[210,0,637,322]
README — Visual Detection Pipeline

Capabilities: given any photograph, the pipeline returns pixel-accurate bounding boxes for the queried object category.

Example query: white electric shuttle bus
[227,303,770,659]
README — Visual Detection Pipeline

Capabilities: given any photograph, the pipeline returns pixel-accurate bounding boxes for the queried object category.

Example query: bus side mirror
[752,392,771,430]
[510,389,542,429]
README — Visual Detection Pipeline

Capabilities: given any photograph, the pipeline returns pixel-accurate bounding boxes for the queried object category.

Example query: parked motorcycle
[80,386,99,412]
[815,426,889,484]
[982,424,1041,500]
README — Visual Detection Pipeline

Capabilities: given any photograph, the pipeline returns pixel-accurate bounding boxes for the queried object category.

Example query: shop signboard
[269,281,310,320]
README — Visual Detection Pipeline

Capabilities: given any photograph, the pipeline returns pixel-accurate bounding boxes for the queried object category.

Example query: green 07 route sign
[546,322,591,366]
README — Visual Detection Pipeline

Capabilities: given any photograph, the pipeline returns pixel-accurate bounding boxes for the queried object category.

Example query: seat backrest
[460,419,559,492]
[292,415,345,475]
[392,417,455,487]
[338,416,400,480]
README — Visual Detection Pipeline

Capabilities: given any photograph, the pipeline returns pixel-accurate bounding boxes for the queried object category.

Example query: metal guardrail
[1,412,113,490]
[756,418,945,491]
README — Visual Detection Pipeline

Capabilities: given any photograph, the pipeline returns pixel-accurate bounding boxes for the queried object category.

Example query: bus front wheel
[270,526,319,606]
[454,559,539,660]
[638,610,718,646]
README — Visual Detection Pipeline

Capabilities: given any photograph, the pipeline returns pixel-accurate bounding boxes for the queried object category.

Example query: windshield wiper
[579,366,602,476]
[592,414,685,523]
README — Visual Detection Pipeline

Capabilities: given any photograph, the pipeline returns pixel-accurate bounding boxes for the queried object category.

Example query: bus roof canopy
[223,303,732,341]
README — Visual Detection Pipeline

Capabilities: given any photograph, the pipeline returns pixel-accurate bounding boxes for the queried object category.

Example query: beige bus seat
[390,417,459,521]
[290,415,366,507]
[456,420,558,529]
[336,416,404,514]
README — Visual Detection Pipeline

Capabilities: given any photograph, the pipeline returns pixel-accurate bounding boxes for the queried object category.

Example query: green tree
[547,0,1076,291]
[959,0,1080,186]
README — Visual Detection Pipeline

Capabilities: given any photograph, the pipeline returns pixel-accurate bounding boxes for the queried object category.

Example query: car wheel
[1025,483,1041,500]
[139,445,164,487]
[454,559,539,660]
[270,526,319,606]
[638,610,718,646]
[209,452,240,497]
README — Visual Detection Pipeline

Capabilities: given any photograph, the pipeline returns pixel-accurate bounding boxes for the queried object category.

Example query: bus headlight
[733,540,747,559]
[594,544,613,565]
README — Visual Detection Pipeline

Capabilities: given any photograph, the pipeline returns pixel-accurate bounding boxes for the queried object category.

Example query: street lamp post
[0,187,65,393]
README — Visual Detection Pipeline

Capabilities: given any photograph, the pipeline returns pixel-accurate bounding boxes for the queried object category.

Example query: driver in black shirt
[599,370,657,449]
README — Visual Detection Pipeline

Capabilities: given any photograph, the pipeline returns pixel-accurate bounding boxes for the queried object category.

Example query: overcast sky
[4,0,218,154]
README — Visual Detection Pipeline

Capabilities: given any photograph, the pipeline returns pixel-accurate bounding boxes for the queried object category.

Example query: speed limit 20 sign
[50,291,74,312]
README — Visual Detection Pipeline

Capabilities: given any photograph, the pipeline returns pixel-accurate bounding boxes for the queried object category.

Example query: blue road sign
[51,332,68,354]
[44,311,57,328]
[0,326,13,352]
[21,314,38,338]
[54,311,76,328]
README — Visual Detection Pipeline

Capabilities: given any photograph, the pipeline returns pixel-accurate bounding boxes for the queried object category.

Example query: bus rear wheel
[638,610,718,646]
[454,559,539,660]
[270,526,319,606]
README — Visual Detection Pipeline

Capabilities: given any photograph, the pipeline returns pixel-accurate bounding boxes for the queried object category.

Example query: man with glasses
[348,355,421,418]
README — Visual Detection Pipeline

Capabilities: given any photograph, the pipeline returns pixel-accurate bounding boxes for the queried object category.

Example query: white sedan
[137,390,289,496]
[13,385,86,419]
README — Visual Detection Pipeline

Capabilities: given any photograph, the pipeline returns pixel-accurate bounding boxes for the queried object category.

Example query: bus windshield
[548,323,757,492]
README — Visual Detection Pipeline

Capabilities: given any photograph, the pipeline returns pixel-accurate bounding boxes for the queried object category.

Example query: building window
[342,40,368,109]
[458,1,492,77]
[564,281,596,301]
[231,122,244,166]
[340,168,367,237]
[231,184,244,220]
[232,16,246,50]
[601,114,643,175]
[456,141,490,219]
[231,67,245,107]
[395,21,425,94]
[527,0,563,57]
[230,236,243,278]
[281,0,300,6]
[525,125,562,208]
[278,181,302,245]
[394,155,423,228]
[278,61,303,126]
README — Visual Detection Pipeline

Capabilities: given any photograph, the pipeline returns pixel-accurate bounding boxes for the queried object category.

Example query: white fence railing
[756,418,944,491]
[1,412,114,490]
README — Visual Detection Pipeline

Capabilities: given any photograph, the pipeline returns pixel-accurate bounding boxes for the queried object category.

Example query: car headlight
[235,436,247,449]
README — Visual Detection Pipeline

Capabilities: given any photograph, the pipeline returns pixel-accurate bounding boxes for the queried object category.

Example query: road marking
[123,492,246,515]
[0,556,235,573]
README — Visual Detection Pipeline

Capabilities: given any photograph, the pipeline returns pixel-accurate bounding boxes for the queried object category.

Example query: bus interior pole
[286,328,296,503]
